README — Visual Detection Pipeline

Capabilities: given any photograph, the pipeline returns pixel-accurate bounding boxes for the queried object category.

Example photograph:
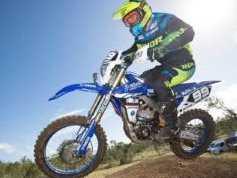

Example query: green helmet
[113,0,152,36]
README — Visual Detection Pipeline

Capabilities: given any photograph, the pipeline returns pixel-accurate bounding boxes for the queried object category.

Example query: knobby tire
[170,109,215,159]
[34,115,107,178]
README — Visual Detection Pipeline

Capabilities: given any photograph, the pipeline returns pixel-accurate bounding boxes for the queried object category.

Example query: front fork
[77,65,127,155]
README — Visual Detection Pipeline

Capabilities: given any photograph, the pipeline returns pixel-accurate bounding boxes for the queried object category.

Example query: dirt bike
[34,46,219,178]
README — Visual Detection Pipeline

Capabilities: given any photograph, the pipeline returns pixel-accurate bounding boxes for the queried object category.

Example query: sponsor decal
[187,86,210,103]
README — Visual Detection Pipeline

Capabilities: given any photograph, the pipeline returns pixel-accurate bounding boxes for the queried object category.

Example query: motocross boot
[155,98,179,142]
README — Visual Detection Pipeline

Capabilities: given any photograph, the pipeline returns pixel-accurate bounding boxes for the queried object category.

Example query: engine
[124,97,158,140]
[136,104,156,121]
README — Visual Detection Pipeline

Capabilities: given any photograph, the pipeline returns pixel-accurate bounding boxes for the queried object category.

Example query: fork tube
[111,67,126,89]
[88,94,103,119]
[94,67,127,123]
[78,66,127,155]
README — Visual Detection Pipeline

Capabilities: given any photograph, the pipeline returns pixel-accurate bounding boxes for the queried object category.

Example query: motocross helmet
[113,0,152,36]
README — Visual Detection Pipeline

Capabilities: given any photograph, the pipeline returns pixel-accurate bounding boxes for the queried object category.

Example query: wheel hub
[58,140,80,164]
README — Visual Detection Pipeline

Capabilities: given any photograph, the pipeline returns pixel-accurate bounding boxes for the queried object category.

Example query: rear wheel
[34,115,107,178]
[170,109,215,159]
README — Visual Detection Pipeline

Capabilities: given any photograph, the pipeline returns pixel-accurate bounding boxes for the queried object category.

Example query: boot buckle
[158,115,166,127]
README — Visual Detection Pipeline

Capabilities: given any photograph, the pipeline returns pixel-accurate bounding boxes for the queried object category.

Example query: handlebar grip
[123,56,133,66]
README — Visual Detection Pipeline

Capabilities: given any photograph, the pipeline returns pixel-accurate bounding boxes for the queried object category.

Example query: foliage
[214,117,237,137]
[102,140,153,167]
[206,97,237,137]
[207,97,237,120]
[0,156,42,178]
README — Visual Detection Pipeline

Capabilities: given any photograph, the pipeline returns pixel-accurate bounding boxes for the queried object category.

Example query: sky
[0,0,237,162]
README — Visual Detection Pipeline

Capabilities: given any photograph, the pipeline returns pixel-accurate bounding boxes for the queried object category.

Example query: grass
[202,151,237,159]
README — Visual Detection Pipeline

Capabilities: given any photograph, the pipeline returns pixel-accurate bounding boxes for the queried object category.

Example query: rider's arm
[122,43,138,59]
[148,15,194,59]
[161,16,195,52]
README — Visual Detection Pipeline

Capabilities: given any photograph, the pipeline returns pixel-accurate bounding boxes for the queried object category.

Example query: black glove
[147,47,165,61]
[123,56,133,66]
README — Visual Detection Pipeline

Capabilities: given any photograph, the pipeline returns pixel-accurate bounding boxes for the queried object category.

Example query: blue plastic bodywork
[49,73,220,102]
[48,83,110,101]
[173,80,220,97]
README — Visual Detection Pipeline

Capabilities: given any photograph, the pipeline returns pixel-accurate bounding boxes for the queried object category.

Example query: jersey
[122,12,195,66]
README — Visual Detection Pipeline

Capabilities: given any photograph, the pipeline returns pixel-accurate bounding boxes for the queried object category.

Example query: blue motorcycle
[34,48,219,178]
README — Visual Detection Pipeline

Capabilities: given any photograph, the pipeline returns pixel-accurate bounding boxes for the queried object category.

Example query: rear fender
[174,80,221,113]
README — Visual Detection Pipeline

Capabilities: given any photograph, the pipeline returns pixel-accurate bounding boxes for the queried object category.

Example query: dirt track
[105,155,237,178]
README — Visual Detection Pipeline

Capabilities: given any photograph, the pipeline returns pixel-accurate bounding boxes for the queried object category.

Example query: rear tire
[170,109,215,159]
[34,115,107,178]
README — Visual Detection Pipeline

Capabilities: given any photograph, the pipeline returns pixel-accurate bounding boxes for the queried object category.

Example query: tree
[103,140,154,167]
[207,97,237,120]
[5,162,24,178]
[0,161,6,177]
[206,97,237,137]
[119,143,133,165]
[24,163,41,178]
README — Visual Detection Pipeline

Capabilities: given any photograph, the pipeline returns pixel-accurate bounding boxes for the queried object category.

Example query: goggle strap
[139,0,146,9]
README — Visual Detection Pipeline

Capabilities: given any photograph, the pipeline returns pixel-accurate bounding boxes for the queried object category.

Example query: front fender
[49,83,109,101]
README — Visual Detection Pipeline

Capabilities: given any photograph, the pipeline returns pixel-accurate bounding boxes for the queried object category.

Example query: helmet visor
[122,9,143,27]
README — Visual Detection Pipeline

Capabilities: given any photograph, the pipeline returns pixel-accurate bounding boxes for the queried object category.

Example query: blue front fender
[49,83,109,101]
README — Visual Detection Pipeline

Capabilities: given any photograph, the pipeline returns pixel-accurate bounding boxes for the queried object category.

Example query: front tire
[34,115,107,178]
[170,109,215,159]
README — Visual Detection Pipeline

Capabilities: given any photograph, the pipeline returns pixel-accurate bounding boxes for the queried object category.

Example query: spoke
[44,124,99,174]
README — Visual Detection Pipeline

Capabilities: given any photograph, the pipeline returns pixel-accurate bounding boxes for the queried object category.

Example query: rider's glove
[147,47,165,62]
[123,56,133,67]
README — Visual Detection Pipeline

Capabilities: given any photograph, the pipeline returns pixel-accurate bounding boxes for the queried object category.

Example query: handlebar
[123,56,133,67]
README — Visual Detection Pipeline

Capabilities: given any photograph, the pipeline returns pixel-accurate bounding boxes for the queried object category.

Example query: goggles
[122,9,144,27]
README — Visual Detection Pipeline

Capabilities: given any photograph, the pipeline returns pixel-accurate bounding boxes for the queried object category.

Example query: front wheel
[34,115,107,178]
[170,109,215,159]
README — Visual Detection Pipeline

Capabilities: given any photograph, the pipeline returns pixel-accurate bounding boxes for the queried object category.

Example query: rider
[113,0,195,140]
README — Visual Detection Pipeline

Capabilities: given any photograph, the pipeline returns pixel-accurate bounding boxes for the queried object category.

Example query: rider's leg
[141,63,195,140]
[155,94,179,140]
[141,66,179,140]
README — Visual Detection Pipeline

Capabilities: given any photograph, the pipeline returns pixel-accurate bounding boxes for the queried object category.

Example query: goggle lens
[123,9,143,27]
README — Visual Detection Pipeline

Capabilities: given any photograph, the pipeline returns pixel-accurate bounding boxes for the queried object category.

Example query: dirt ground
[104,154,237,178]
